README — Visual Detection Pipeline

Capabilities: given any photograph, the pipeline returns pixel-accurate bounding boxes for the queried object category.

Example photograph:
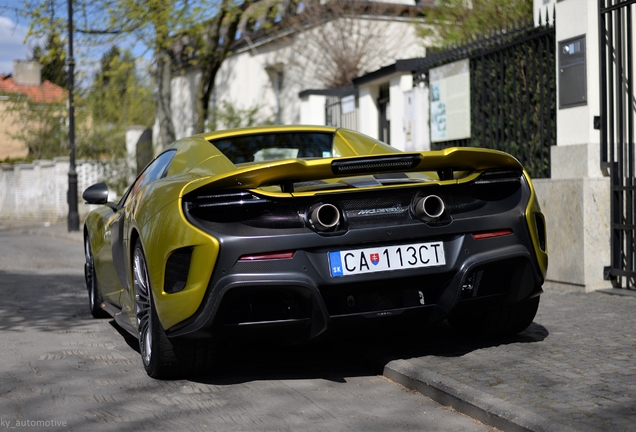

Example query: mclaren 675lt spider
[83,125,547,378]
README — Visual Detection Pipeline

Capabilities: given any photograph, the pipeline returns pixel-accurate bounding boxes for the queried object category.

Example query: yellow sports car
[83,125,547,378]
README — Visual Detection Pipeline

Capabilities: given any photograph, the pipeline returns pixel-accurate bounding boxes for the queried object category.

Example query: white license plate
[328,241,445,277]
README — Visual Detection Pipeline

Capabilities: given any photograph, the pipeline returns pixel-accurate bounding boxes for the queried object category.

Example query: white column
[358,85,379,140]
[533,0,611,292]
[299,94,326,125]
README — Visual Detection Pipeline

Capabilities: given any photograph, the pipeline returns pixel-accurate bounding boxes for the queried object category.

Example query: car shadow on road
[190,320,549,385]
[104,311,548,385]
[0,271,91,333]
[0,270,549,385]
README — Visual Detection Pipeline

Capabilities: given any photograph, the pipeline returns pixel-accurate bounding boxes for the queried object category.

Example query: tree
[77,46,155,165]
[84,0,200,147]
[172,0,272,135]
[89,46,154,127]
[30,30,68,89]
[2,43,154,167]
[20,0,268,147]
[417,0,533,48]
[286,1,421,89]
[19,0,196,146]
[209,100,274,130]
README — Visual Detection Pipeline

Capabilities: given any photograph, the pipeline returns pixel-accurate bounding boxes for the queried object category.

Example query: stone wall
[534,172,611,293]
[0,158,111,221]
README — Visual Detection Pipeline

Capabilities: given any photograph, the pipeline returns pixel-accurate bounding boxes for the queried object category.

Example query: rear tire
[133,239,215,378]
[449,296,540,338]
[84,235,109,318]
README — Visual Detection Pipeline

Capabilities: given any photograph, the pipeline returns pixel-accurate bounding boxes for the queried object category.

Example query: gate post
[532,0,612,292]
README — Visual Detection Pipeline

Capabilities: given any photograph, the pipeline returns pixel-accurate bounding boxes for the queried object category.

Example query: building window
[378,83,390,145]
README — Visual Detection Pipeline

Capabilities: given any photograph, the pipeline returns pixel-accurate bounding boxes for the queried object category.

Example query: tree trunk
[156,49,176,148]
[193,1,253,134]
[194,61,222,134]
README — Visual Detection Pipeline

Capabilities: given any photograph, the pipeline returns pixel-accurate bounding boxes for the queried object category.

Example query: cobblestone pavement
[0,223,496,432]
[4,221,635,431]
[367,290,636,431]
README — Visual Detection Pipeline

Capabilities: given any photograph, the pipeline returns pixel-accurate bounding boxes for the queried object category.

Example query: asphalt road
[0,225,495,431]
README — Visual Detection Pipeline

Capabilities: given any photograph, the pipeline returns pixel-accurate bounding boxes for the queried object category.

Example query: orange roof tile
[0,75,66,103]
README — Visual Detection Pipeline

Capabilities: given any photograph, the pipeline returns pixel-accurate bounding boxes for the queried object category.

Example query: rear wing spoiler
[182,148,524,194]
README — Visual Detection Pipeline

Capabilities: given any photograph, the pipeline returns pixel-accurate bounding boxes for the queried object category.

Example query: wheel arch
[131,205,221,331]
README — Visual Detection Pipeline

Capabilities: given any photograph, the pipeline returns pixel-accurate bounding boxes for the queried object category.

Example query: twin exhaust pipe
[309,203,341,231]
[308,195,445,231]
[415,195,445,221]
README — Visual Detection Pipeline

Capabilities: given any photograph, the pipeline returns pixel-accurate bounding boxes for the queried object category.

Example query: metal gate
[414,17,556,179]
[324,87,359,131]
[599,0,636,289]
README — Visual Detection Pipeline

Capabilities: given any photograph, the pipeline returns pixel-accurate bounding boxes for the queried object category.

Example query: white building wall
[403,85,429,152]
[533,0,611,292]
[555,0,599,154]
[213,51,275,126]
[172,16,424,132]
[533,0,556,25]
[388,74,413,151]
[171,70,200,140]
[358,85,380,139]
[300,94,326,125]
[125,126,146,183]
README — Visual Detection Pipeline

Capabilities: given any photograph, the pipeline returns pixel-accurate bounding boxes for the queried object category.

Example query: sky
[0,0,152,85]
[0,14,34,75]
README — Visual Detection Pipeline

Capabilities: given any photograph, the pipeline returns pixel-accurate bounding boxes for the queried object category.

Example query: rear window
[210,132,334,164]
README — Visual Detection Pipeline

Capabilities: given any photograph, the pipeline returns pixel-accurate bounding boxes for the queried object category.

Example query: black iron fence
[414,16,556,179]
[324,87,359,130]
[599,0,636,289]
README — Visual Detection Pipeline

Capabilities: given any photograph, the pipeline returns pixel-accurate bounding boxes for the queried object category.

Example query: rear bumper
[166,219,544,340]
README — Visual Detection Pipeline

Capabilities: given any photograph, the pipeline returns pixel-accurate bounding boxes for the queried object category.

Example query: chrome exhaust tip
[415,195,445,221]
[309,203,341,231]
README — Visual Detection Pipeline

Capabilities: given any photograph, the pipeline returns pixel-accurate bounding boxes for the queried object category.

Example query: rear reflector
[472,229,513,240]
[239,251,295,261]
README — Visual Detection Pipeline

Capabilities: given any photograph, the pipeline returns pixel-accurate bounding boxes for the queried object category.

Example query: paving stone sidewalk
[373,290,636,432]
[3,220,635,431]
[0,219,83,243]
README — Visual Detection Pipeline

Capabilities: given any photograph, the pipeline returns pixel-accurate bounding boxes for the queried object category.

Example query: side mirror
[83,182,122,211]
[83,182,109,204]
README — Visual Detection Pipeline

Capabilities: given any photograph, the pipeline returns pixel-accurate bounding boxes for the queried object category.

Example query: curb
[18,227,83,243]
[0,221,83,243]
[381,358,578,432]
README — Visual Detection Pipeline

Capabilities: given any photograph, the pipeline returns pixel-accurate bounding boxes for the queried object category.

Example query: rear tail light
[472,229,513,240]
[186,190,271,210]
[239,251,295,261]
[183,190,304,228]
[473,169,522,185]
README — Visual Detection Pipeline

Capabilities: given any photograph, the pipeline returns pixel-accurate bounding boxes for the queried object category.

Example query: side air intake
[164,248,192,294]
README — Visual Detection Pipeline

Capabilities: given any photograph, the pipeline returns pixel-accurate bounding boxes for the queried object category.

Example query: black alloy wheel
[132,240,162,374]
[132,239,216,379]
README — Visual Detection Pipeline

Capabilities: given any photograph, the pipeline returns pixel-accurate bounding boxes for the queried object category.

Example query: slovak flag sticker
[370,253,380,266]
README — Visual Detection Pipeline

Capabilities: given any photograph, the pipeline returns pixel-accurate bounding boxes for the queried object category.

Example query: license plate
[328,241,445,277]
